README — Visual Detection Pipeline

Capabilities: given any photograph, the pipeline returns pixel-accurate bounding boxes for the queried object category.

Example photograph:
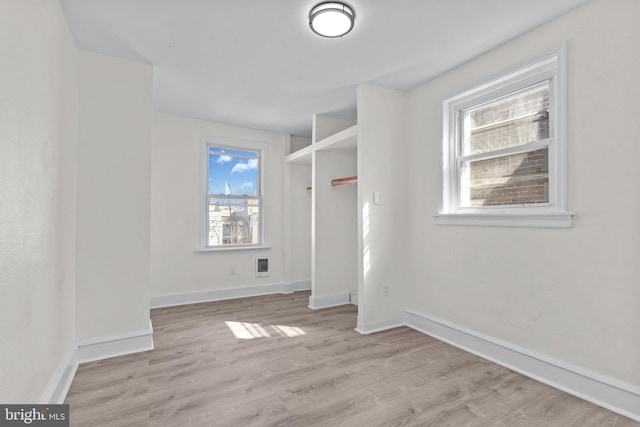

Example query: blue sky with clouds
[208,148,258,196]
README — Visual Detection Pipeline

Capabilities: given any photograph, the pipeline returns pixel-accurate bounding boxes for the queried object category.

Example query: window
[204,142,264,248]
[437,46,573,228]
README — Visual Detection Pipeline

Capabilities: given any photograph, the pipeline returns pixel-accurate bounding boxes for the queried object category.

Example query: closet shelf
[284,124,358,165]
[331,176,357,187]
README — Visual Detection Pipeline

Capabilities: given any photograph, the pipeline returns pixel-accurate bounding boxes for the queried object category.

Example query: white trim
[76,319,154,364]
[307,293,351,309]
[458,138,550,163]
[404,309,640,422]
[354,318,404,335]
[39,344,79,404]
[435,211,574,228]
[150,282,311,309]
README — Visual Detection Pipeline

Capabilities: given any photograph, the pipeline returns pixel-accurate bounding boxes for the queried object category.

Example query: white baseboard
[404,309,640,422]
[293,280,311,292]
[350,289,358,306]
[151,281,311,309]
[307,293,351,309]
[40,344,78,404]
[76,319,154,364]
[41,320,154,404]
[283,280,312,294]
[282,283,294,294]
[354,318,404,335]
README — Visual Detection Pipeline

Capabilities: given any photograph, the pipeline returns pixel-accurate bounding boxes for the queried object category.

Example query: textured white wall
[357,84,409,327]
[0,0,78,402]
[76,51,152,341]
[406,0,640,384]
[150,112,287,296]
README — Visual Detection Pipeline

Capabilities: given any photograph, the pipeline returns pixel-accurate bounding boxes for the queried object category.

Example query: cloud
[242,182,254,189]
[231,158,258,173]
[231,163,248,173]
[217,154,232,163]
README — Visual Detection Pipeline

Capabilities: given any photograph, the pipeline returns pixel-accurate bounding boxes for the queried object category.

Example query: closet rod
[331,176,357,187]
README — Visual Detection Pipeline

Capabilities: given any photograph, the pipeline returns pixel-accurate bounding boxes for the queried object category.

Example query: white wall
[291,136,311,154]
[76,51,152,341]
[0,0,78,402]
[151,112,288,297]
[406,0,640,385]
[357,84,409,329]
[287,135,312,285]
[289,164,312,283]
[312,151,357,299]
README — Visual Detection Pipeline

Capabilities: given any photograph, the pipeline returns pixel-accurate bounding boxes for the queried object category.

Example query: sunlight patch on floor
[225,321,306,340]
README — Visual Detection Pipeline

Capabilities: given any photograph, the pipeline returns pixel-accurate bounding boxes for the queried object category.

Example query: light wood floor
[66,291,638,426]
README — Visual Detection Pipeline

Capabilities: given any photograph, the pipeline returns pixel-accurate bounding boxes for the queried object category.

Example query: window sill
[196,245,271,253]
[434,211,574,228]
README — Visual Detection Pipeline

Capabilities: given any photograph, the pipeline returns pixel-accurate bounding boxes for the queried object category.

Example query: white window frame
[436,45,573,228]
[199,136,268,251]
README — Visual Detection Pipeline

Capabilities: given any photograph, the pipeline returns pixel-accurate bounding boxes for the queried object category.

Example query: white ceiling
[60,0,590,138]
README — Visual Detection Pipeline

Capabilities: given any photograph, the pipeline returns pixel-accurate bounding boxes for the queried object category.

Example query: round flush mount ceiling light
[309,2,355,38]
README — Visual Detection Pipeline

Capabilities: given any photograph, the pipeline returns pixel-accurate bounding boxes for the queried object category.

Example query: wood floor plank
[65,291,638,426]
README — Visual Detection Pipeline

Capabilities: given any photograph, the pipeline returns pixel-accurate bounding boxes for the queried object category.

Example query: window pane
[207,198,260,246]
[208,149,259,196]
[463,148,548,207]
[465,82,549,155]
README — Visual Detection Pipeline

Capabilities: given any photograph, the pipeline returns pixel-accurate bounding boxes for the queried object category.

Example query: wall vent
[255,257,270,277]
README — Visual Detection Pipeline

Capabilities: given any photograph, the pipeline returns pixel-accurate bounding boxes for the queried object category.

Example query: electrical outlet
[230,266,236,276]
[383,285,390,297]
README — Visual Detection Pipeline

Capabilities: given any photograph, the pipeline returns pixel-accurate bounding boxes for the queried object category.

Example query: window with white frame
[437,46,572,228]
[204,143,263,248]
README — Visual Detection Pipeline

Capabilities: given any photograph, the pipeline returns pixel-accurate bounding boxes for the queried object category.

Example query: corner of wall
[356,84,409,330]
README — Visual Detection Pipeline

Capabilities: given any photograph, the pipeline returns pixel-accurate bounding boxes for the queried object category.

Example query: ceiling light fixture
[309,2,355,38]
